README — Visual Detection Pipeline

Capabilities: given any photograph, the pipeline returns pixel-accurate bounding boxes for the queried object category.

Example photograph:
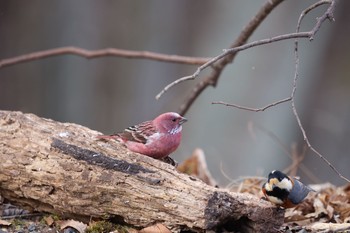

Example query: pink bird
[97,112,187,160]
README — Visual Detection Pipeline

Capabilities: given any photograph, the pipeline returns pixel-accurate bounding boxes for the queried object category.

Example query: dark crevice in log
[204,191,285,232]
[204,191,240,230]
[51,138,154,175]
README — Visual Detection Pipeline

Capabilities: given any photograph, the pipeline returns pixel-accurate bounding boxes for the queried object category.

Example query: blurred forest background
[1,1,350,186]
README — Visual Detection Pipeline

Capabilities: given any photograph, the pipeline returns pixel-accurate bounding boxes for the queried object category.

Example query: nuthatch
[262,170,314,208]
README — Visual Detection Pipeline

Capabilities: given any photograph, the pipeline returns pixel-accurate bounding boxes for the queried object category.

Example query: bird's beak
[179,117,187,125]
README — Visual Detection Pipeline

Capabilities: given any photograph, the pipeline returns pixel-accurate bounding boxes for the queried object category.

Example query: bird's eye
[172,118,177,122]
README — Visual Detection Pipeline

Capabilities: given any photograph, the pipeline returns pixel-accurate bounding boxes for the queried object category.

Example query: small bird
[97,112,187,160]
[262,170,314,208]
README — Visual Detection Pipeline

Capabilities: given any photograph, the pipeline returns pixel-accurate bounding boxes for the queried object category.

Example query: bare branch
[309,0,336,39]
[212,97,291,112]
[177,0,285,115]
[156,32,310,100]
[291,0,349,183]
[0,46,210,69]
[298,0,332,31]
[157,17,331,101]
[157,0,338,118]
[203,0,348,183]
[223,32,311,53]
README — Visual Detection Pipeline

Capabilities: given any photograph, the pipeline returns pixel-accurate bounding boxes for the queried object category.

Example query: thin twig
[211,0,348,183]
[250,122,321,183]
[298,0,332,30]
[158,0,338,116]
[285,144,322,185]
[292,0,349,183]
[177,0,285,115]
[212,97,291,112]
[0,46,210,68]
[250,122,292,159]
[309,0,336,39]
[219,161,235,183]
[286,143,306,177]
[156,32,310,100]
[226,176,266,193]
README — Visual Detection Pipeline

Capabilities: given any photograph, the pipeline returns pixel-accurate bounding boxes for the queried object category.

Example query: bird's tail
[289,179,314,204]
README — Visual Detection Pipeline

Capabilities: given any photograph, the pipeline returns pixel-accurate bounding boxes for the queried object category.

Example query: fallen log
[0,110,284,232]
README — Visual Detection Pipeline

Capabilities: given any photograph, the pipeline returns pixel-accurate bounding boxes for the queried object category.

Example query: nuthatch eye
[262,170,314,208]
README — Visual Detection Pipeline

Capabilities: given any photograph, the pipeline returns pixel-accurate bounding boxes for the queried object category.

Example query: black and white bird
[262,170,314,208]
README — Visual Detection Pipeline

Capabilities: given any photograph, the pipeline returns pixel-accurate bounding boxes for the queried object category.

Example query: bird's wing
[118,121,157,144]
[288,179,313,204]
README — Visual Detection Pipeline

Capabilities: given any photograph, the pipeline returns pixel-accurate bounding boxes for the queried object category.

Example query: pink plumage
[97,112,187,159]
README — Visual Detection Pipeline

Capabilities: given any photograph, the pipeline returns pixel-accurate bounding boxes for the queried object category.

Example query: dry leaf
[0,219,11,226]
[110,228,138,233]
[44,215,55,226]
[344,216,350,223]
[312,197,329,219]
[139,223,171,233]
[59,219,87,233]
[236,178,263,195]
[285,209,309,223]
[310,222,350,231]
[177,148,217,186]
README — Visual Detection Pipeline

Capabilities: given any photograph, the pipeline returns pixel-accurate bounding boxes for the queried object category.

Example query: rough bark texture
[0,110,284,232]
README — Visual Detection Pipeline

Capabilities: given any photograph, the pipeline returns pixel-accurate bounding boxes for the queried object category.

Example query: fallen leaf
[0,219,11,226]
[344,216,350,223]
[177,148,217,186]
[313,196,329,219]
[310,222,350,232]
[285,209,309,223]
[139,223,171,233]
[122,229,138,233]
[44,215,55,226]
[59,219,87,233]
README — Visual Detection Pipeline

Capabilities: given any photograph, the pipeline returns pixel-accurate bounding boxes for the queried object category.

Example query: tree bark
[0,110,284,232]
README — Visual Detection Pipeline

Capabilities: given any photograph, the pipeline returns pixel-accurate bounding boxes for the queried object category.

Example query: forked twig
[202,0,348,183]
[212,97,291,112]
[156,32,310,100]
[292,0,349,183]
[178,0,285,114]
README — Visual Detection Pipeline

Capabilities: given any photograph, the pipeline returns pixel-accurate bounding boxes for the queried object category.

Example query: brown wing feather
[118,121,157,144]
